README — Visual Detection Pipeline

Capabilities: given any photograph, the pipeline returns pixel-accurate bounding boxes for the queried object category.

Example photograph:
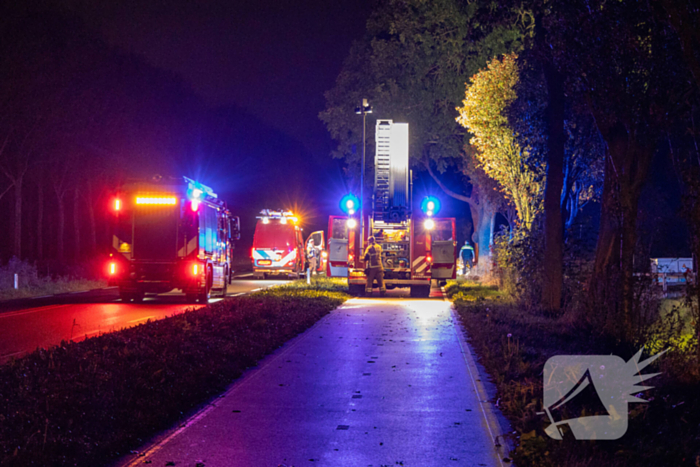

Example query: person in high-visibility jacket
[459,241,475,275]
[363,236,386,296]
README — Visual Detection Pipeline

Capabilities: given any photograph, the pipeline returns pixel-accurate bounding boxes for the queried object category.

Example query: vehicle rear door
[431,218,457,279]
[327,216,348,277]
[410,215,430,280]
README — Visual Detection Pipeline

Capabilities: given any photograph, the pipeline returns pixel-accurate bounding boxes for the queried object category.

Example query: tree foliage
[456,53,543,229]
[321,0,523,173]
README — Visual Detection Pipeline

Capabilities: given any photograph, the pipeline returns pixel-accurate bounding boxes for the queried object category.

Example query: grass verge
[0,277,348,467]
[0,258,107,301]
[446,280,700,466]
[0,277,107,301]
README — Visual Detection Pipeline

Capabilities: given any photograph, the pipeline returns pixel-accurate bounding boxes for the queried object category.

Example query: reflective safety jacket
[459,244,474,262]
[363,244,383,270]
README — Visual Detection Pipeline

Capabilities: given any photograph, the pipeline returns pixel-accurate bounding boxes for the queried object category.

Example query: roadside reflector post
[14,273,18,289]
[307,266,311,285]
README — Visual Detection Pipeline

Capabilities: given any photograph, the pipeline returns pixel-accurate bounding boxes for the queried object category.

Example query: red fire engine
[107,175,240,303]
[327,120,457,297]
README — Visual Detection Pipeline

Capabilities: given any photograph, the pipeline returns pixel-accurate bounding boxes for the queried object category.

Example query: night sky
[47,0,379,243]
[60,0,374,157]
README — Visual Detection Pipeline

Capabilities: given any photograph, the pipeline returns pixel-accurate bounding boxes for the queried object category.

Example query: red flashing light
[109,262,117,275]
[191,201,199,212]
[250,247,254,258]
[192,263,200,276]
[426,255,433,263]
[114,199,121,211]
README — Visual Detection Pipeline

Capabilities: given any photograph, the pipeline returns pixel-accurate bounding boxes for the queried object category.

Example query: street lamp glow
[424,219,435,230]
[347,218,357,229]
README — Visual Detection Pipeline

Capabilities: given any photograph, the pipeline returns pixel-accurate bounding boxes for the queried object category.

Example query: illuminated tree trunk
[589,123,653,341]
[541,61,565,312]
[468,198,496,275]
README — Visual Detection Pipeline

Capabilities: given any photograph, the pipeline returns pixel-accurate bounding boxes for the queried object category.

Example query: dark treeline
[0,2,326,272]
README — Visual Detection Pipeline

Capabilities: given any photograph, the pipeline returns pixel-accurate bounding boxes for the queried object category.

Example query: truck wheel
[198,269,212,304]
[348,284,364,296]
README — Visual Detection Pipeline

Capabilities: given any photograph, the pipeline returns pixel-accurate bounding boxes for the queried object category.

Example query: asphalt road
[117,297,510,467]
[0,277,289,362]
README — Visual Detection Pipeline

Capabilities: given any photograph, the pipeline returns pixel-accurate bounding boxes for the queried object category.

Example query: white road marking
[0,304,71,319]
[446,291,506,466]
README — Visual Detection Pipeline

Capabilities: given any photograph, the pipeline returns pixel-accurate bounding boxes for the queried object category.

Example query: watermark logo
[541,348,666,440]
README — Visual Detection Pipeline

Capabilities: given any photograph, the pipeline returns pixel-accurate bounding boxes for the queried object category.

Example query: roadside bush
[0,280,347,466]
[493,226,544,306]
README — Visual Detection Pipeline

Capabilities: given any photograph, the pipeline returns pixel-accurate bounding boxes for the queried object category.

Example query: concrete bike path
[120,297,509,467]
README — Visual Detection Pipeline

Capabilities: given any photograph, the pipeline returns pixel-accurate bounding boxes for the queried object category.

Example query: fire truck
[251,209,326,279]
[327,120,457,297]
[107,175,240,303]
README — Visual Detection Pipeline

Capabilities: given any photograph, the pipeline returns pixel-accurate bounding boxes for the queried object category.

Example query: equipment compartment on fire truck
[107,175,240,303]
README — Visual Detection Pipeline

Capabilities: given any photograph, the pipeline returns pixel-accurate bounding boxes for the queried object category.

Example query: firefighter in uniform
[363,236,386,296]
[307,238,318,275]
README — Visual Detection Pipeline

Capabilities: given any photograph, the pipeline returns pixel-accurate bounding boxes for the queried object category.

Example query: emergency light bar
[136,196,178,205]
[257,209,298,223]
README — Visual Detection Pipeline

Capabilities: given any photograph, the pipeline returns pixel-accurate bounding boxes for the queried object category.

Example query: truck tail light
[114,199,121,211]
[192,263,199,276]
[426,255,432,263]
[109,262,117,275]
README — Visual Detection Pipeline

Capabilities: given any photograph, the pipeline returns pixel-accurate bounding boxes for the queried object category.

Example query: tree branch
[423,157,475,206]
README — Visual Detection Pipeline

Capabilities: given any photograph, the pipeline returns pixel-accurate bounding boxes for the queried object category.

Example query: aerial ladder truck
[327,120,457,297]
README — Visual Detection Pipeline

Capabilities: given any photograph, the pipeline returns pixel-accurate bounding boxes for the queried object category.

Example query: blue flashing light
[421,196,441,216]
[184,177,216,201]
[340,193,360,215]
